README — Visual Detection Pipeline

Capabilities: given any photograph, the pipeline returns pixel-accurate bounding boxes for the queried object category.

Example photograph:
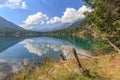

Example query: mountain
[40,21,81,32]
[0,16,24,30]
[67,20,81,28]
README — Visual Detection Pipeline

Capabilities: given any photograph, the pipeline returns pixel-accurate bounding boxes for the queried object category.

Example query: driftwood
[72,48,82,68]
[72,48,92,77]
[60,54,66,61]
[45,67,55,78]
[45,48,92,79]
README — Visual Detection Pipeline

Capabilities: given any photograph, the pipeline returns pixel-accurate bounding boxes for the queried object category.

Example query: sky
[0,0,91,31]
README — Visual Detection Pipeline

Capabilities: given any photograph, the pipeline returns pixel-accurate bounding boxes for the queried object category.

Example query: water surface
[0,36,91,79]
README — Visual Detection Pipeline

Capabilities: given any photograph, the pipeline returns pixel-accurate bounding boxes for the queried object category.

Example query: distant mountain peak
[0,16,24,30]
[39,20,81,32]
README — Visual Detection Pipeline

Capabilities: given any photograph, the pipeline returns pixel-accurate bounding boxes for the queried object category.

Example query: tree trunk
[87,25,120,54]
[107,39,120,54]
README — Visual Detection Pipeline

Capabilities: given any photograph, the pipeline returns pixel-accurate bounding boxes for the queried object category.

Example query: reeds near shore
[10,49,120,80]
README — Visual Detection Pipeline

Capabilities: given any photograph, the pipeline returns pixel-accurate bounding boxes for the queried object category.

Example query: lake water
[0,36,92,79]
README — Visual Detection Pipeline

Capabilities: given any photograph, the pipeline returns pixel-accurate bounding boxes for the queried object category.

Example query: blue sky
[0,0,91,31]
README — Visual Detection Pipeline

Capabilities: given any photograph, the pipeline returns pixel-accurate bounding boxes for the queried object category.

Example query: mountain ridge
[0,16,24,30]
[39,21,81,32]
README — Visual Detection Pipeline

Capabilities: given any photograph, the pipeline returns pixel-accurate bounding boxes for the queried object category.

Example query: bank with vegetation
[11,53,120,80]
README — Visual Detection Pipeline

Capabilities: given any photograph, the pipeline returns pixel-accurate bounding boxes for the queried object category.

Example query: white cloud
[21,1,27,9]
[61,8,80,23]
[0,0,27,9]
[47,5,92,24]
[19,24,34,30]
[78,5,92,13]
[61,5,92,23]
[23,12,48,25]
[47,17,61,24]
[21,12,48,30]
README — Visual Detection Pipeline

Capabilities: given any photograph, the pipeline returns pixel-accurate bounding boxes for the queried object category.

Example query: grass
[11,54,120,80]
